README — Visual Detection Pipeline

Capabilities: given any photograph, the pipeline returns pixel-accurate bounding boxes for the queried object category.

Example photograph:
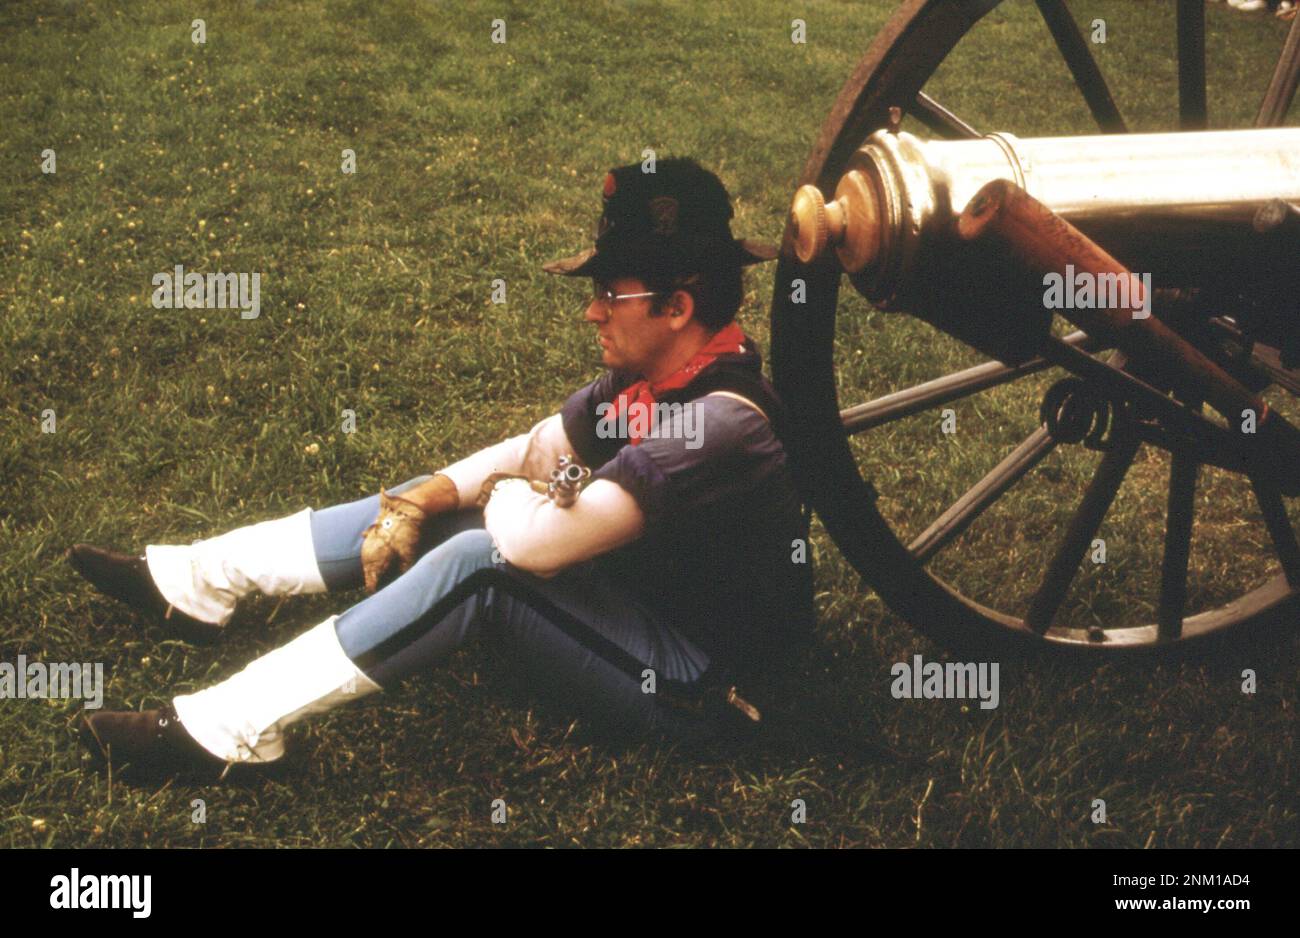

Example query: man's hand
[476,472,549,508]
[360,474,458,593]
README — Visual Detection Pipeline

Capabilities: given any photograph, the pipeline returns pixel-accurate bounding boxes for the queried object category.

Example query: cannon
[770,0,1300,656]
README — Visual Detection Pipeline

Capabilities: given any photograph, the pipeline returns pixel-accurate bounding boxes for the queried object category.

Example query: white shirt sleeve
[437,413,577,509]
[483,478,646,578]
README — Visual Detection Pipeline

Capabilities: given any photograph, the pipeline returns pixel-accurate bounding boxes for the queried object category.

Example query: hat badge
[648,196,679,236]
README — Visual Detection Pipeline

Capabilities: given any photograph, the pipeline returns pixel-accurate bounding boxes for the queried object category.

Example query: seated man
[70,156,816,780]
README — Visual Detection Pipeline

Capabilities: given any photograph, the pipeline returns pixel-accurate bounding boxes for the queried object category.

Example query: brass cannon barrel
[791,127,1300,309]
[788,125,1300,485]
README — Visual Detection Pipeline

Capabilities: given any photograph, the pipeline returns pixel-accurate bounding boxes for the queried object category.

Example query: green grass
[1,0,1297,848]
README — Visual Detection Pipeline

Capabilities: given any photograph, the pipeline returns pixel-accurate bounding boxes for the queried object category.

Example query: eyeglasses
[589,286,662,314]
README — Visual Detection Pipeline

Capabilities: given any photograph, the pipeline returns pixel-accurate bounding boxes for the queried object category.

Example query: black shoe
[78,704,277,783]
[66,544,222,644]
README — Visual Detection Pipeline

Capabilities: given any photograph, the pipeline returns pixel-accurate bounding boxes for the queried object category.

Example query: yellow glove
[475,472,549,509]
[360,491,429,593]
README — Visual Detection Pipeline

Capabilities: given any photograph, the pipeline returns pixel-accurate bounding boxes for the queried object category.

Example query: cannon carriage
[769,0,1300,656]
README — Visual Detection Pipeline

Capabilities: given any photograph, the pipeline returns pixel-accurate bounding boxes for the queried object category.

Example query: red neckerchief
[608,322,747,445]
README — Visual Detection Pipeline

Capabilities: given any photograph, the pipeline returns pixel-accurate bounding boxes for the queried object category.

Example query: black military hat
[542,156,777,280]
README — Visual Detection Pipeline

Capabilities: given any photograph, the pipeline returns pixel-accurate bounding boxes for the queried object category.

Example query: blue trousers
[307,475,726,745]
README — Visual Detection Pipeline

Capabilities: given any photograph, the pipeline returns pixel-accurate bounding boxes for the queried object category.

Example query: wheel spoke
[1034,0,1127,133]
[842,331,1093,435]
[1249,476,1300,589]
[1177,0,1207,129]
[909,427,1057,564]
[1157,446,1199,640]
[1025,435,1141,633]
[912,92,980,139]
[1256,8,1300,127]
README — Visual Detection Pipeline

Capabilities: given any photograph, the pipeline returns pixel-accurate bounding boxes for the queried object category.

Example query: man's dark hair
[644,264,745,332]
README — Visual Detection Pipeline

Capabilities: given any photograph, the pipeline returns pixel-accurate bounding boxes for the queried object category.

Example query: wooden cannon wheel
[770,0,1300,657]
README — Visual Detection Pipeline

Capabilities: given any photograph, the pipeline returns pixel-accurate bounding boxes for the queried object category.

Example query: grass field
[2,0,1298,848]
